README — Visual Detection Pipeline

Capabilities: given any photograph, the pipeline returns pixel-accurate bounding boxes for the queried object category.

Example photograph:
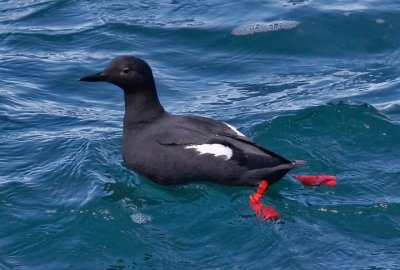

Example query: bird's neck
[123,87,165,127]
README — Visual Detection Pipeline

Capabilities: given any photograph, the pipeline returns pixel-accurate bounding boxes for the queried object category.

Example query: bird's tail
[240,160,306,185]
[292,160,307,168]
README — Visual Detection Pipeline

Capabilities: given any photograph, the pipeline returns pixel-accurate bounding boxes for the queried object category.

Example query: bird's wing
[152,115,305,184]
[155,115,291,164]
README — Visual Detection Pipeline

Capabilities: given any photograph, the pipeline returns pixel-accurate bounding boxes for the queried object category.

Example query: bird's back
[121,113,301,185]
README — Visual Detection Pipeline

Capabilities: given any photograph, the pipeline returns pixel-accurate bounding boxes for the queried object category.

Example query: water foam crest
[232,20,300,36]
[130,213,152,224]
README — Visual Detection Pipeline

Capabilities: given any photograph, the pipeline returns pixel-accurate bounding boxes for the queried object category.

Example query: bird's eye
[122,68,130,74]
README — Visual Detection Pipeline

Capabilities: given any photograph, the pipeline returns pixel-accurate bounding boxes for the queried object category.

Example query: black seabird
[80,55,336,220]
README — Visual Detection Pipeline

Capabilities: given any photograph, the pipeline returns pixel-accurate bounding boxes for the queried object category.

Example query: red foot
[249,197,280,220]
[293,175,337,187]
[249,180,279,221]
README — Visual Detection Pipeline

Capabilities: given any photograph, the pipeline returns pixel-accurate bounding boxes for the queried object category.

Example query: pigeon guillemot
[80,55,336,220]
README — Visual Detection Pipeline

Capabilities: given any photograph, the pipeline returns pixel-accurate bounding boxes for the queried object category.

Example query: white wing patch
[185,144,233,160]
[224,123,245,137]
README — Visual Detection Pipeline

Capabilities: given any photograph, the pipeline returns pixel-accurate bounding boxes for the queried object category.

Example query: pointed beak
[79,72,108,82]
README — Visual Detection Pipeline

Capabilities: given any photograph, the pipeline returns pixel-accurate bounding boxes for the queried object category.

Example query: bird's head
[80,55,155,92]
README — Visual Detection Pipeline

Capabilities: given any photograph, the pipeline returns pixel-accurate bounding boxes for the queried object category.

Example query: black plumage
[80,56,305,186]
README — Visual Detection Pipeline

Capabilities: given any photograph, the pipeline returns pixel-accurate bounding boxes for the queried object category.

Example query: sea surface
[1,0,400,269]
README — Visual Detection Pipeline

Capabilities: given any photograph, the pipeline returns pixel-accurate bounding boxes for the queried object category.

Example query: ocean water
[1,0,400,269]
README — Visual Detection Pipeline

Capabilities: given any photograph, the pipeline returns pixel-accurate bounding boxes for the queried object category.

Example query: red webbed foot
[292,175,337,187]
[249,180,279,221]
[249,201,279,220]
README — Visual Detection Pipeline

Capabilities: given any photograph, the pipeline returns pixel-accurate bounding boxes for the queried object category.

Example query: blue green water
[1,1,400,269]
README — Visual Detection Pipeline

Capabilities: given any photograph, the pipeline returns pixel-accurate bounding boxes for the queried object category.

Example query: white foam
[232,20,300,36]
[185,144,233,160]
[130,213,152,224]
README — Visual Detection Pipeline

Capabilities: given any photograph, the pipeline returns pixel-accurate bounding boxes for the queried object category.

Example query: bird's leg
[249,180,279,221]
